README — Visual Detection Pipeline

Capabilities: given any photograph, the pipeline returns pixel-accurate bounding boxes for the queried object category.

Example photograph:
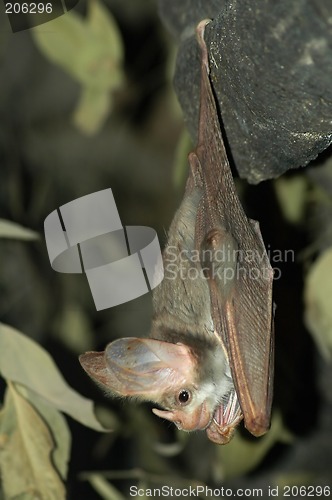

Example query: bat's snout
[152,401,211,432]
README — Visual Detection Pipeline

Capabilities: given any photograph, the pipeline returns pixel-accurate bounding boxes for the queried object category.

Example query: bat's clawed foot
[206,413,243,445]
[196,19,212,74]
[206,390,243,444]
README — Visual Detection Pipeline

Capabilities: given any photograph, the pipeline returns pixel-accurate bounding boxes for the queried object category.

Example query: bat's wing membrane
[192,20,274,436]
[221,238,274,436]
[194,194,274,436]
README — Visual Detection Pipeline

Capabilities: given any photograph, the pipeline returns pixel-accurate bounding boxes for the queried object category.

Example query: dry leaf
[0,322,106,431]
[0,383,65,500]
[17,385,71,480]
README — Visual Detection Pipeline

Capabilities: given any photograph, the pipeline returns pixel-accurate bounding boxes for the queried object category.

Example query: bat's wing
[192,20,274,436]
[201,219,274,437]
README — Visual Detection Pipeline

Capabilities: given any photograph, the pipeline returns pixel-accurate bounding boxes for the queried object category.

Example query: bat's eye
[177,389,191,405]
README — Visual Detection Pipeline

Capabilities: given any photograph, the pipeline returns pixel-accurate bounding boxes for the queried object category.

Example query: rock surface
[158,0,332,183]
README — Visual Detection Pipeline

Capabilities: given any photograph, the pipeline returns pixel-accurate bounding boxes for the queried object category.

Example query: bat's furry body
[80,20,274,444]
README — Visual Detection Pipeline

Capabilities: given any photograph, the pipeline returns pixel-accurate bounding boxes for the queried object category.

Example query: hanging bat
[80,20,274,444]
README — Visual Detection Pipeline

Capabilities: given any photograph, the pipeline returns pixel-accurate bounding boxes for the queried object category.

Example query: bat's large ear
[79,338,194,399]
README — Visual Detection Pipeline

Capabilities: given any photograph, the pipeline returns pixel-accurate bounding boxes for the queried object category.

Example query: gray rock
[158,0,332,183]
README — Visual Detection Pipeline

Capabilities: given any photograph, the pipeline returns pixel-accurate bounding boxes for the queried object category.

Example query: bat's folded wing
[207,224,274,437]
[193,19,275,438]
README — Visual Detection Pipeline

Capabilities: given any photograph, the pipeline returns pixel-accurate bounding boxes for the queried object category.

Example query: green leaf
[88,0,124,64]
[274,175,308,224]
[214,411,293,480]
[31,0,124,135]
[52,303,94,354]
[17,384,71,480]
[276,472,317,489]
[83,474,127,500]
[0,323,106,432]
[75,0,124,90]
[172,128,192,190]
[304,247,332,360]
[72,87,111,135]
[0,219,39,240]
[31,9,88,80]
[0,383,65,499]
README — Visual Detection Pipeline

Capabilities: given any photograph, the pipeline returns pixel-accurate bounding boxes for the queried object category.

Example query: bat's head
[79,337,243,443]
